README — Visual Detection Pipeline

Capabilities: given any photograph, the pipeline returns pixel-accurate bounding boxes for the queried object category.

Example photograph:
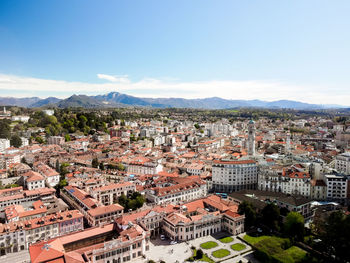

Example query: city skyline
[1,0,350,104]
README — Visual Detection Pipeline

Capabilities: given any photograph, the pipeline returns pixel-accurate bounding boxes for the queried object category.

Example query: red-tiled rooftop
[25,171,45,182]
[87,203,124,217]
[59,224,114,245]
[93,181,134,192]
[213,159,256,165]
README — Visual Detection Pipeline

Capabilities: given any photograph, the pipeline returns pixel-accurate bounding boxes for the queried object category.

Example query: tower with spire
[247,120,256,156]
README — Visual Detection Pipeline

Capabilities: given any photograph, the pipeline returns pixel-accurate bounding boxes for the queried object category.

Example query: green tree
[284,212,305,241]
[99,162,105,170]
[55,159,60,173]
[10,134,22,148]
[261,203,280,231]
[78,115,88,129]
[318,211,350,262]
[194,123,200,129]
[35,136,44,144]
[238,201,256,228]
[92,157,99,168]
[116,163,125,171]
[130,134,137,141]
[118,193,127,207]
[0,119,11,139]
[118,192,144,212]
[60,163,70,176]
[64,134,71,142]
[58,179,68,188]
[196,249,203,259]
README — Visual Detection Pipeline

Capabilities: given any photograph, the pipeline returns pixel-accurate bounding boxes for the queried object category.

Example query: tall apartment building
[335,152,350,175]
[212,159,258,192]
[325,174,349,201]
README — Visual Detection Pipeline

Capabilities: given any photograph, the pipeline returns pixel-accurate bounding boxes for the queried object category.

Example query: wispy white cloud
[97,74,130,83]
[0,73,348,105]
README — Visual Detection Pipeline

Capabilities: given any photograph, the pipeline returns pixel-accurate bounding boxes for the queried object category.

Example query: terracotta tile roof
[24,187,56,196]
[165,212,191,225]
[93,182,134,192]
[29,239,65,263]
[0,186,23,196]
[213,159,256,165]
[0,210,83,234]
[224,209,242,218]
[58,224,114,245]
[25,171,45,182]
[64,186,98,209]
[87,204,124,217]
[153,180,205,197]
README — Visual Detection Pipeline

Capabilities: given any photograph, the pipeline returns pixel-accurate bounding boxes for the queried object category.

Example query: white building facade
[212,160,258,193]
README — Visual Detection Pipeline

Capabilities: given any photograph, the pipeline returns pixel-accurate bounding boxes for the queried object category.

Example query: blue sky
[0,0,350,105]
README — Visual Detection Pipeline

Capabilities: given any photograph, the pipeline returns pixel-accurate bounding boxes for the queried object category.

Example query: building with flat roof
[335,152,350,175]
[212,159,258,192]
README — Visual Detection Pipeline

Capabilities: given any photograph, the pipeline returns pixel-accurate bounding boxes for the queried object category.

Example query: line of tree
[238,201,305,241]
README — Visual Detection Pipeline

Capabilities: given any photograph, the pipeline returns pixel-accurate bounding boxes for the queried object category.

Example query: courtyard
[135,232,254,263]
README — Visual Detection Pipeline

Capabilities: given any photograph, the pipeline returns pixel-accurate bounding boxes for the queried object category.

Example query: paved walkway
[189,233,252,262]
[134,238,193,263]
[0,250,30,263]
[134,232,257,263]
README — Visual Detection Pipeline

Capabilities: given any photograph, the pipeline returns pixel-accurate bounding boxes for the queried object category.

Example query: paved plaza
[135,232,257,263]
[0,250,30,263]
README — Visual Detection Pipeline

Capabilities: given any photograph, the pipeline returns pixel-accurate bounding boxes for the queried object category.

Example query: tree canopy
[0,119,11,139]
[284,212,305,241]
[10,134,22,148]
[238,201,257,228]
[261,203,280,231]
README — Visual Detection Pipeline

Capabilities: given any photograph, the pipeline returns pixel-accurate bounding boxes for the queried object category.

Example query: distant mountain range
[0,92,347,110]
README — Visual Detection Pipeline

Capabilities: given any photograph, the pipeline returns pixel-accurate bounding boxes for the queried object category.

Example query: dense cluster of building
[0,108,350,262]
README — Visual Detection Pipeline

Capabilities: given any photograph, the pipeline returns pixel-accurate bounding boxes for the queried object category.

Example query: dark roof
[229,190,312,208]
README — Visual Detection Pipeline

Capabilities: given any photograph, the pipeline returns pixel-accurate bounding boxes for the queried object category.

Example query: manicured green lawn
[243,234,270,245]
[187,248,215,263]
[200,241,218,249]
[212,249,230,258]
[244,234,308,263]
[201,254,215,263]
[285,246,307,262]
[219,236,234,243]
[231,243,246,251]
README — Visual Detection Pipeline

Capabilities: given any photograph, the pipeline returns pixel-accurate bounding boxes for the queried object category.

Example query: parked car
[170,241,177,245]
